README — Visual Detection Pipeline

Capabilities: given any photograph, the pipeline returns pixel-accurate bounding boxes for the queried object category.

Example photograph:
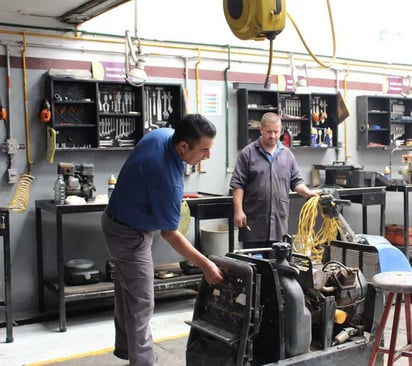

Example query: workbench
[35,187,386,332]
[290,186,386,235]
[35,195,233,332]
[337,186,386,235]
[0,208,13,343]
[185,194,235,252]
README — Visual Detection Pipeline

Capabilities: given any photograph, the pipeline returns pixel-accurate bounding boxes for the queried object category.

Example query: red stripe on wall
[0,55,386,93]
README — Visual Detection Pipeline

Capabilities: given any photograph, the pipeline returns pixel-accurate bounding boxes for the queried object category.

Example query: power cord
[287,0,337,68]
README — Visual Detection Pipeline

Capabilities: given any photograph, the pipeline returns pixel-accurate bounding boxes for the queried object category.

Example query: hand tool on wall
[152,90,157,125]
[156,87,167,126]
[38,98,51,123]
[162,92,169,120]
[102,93,110,112]
[0,97,7,120]
[46,126,57,163]
[167,91,173,114]
[143,87,149,130]
[319,99,328,122]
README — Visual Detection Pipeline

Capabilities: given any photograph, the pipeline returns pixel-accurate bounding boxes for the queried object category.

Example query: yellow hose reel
[223,0,286,41]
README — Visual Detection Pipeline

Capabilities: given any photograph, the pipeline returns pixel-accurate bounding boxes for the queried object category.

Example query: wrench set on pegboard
[97,85,177,148]
[143,86,174,130]
[98,87,141,148]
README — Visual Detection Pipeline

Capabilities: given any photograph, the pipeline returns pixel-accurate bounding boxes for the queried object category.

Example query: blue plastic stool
[368,271,412,366]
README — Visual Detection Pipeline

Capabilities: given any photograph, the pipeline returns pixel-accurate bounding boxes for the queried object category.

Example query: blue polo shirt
[108,128,184,231]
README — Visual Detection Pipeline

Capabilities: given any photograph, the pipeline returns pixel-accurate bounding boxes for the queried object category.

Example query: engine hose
[8,174,35,213]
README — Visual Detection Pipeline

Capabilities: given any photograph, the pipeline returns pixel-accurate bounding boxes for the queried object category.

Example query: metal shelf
[35,196,230,332]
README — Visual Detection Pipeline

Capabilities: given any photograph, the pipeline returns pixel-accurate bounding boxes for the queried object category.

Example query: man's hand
[234,210,247,230]
[161,229,224,286]
[202,259,224,286]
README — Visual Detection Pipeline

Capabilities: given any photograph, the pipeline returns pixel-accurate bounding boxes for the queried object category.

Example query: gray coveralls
[101,211,156,366]
[230,138,304,246]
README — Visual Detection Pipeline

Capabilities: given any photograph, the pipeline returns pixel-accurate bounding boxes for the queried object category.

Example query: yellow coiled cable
[8,174,35,213]
[293,195,339,263]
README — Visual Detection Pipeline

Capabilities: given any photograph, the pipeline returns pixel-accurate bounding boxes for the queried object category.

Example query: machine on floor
[186,194,411,366]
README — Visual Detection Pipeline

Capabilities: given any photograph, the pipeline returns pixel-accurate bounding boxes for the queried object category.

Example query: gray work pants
[102,211,156,366]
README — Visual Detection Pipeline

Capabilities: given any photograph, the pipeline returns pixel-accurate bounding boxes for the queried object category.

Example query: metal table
[35,200,107,332]
[290,186,386,235]
[35,196,234,332]
[0,208,13,342]
[185,194,234,252]
[337,186,386,235]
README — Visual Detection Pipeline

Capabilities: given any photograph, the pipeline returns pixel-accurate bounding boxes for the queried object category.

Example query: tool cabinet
[357,95,412,149]
[236,87,338,149]
[46,76,184,151]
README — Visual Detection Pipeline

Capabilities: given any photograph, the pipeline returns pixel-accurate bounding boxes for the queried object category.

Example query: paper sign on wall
[382,76,403,95]
[202,86,222,116]
[92,61,126,81]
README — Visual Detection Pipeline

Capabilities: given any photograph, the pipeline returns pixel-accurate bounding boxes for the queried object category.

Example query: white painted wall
[0,0,411,318]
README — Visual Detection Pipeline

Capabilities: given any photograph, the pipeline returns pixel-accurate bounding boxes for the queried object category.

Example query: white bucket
[200,223,238,256]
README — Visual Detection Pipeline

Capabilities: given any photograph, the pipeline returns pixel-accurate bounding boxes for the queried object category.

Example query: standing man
[230,112,318,249]
[102,114,223,366]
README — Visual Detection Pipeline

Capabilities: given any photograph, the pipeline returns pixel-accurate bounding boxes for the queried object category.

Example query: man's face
[180,136,214,165]
[260,121,282,148]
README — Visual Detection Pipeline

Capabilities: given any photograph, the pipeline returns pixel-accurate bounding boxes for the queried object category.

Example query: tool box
[313,163,390,188]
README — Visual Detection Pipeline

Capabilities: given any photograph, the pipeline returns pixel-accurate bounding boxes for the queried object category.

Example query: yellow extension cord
[8,174,35,213]
[293,195,339,263]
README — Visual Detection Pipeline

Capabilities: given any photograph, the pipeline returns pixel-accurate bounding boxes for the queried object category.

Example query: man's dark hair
[172,114,216,147]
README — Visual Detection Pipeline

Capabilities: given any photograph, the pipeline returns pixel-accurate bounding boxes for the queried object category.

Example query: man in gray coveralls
[230,112,318,249]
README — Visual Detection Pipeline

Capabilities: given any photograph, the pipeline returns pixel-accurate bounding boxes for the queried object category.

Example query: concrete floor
[0,296,196,366]
[1,292,410,366]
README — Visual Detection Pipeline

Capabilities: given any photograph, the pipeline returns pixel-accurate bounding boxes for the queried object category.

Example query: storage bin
[385,224,412,246]
[200,223,238,256]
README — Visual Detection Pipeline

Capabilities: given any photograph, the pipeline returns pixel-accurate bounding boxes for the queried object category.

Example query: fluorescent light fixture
[125,30,147,86]
[58,0,131,25]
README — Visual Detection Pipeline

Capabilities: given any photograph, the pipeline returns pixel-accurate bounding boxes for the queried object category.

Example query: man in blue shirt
[230,112,318,249]
[102,114,223,366]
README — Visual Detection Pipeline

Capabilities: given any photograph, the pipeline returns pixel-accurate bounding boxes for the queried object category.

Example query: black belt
[106,210,130,228]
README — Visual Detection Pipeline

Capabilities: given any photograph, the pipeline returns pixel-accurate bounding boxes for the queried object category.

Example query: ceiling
[0,0,131,28]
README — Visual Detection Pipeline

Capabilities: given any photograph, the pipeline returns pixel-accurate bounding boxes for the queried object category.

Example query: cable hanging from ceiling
[286,0,337,69]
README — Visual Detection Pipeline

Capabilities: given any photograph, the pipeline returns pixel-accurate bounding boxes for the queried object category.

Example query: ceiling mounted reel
[223,0,286,41]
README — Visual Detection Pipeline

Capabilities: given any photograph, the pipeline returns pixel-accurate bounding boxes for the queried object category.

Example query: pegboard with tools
[237,88,339,150]
[46,76,185,151]
[143,84,185,131]
[97,84,142,148]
